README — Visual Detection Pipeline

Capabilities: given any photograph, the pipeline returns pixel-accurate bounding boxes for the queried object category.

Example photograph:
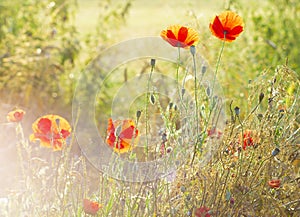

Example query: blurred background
[0,0,299,117]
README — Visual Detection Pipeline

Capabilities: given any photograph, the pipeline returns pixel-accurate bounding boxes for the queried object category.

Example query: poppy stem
[176,47,181,100]
[190,45,200,165]
[145,59,155,156]
[15,123,26,179]
[191,46,199,137]
[211,39,226,98]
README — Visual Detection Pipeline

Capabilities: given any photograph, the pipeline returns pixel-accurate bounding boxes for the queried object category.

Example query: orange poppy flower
[106,118,139,153]
[30,114,71,151]
[83,199,102,215]
[160,25,199,48]
[7,108,25,122]
[209,11,244,42]
[268,179,281,188]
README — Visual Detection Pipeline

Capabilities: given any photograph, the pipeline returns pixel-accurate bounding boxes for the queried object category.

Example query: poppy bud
[234,106,240,116]
[161,133,167,143]
[201,65,207,74]
[136,110,142,120]
[55,118,60,127]
[190,45,196,56]
[272,147,280,156]
[279,109,284,119]
[206,86,211,96]
[259,92,264,103]
[150,59,156,67]
[186,194,191,201]
[257,113,263,121]
[181,88,186,97]
[150,94,155,105]
[166,146,173,153]
[180,185,186,192]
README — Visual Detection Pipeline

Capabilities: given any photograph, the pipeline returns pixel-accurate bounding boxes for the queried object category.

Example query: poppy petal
[37,118,52,134]
[166,29,177,40]
[178,26,188,43]
[211,16,225,38]
[229,25,243,36]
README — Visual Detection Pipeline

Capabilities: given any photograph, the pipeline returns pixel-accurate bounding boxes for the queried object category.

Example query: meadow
[0,0,299,216]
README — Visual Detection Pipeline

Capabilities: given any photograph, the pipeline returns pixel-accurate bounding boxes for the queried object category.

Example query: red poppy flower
[195,206,211,217]
[83,199,101,215]
[106,118,138,153]
[7,109,25,122]
[160,25,199,48]
[207,127,222,139]
[209,11,244,42]
[242,130,255,150]
[268,179,281,188]
[30,115,71,151]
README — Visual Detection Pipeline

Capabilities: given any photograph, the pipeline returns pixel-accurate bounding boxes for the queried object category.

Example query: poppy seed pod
[150,58,156,67]
[150,94,156,105]
[259,92,265,103]
[234,106,240,116]
[136,110,142,120]
[272,147,280,156]
[181,88,186,97]
[201,65,207,74]
[206,86,211,96]
[190,45,196,55]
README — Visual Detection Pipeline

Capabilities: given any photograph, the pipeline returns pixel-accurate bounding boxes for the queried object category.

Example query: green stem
[211,40,226,98]
[145,61,155,156]
[176,47,181,100]
[192,51,199,137]
[190,48,200,165]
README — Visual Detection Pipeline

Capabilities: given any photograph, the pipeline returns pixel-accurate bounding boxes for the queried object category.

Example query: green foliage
[0,0,132,112]
[249,0,300,74]
[0,0,80,109]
